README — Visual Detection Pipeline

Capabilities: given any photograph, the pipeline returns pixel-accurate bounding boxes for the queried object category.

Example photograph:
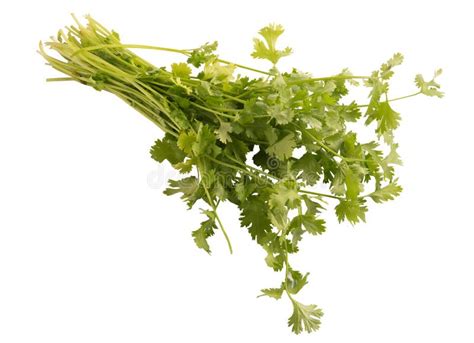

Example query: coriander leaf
[240,195,272,244]
[366,101,401,135]
[268,104,295,125]
[164,176,199,202]
[290,215,326,235]
[174,158,194,174]
[286,269,309,295]
[251,23,292,65]
[415,69,444,98]
[264,249,285,271]
[192,210,216,254]
[204,60,235,83]
[330,170,346,196]
[192,124,221,157]
[235,179,257,203]
[269,179,301,209]
[302,196,324,216]
[266,133,296,160]
[335,198,368,225]
[215,121,233,143]
[339,102,362,122]
[177,131,196,154]
[344,164,363,199]
[369,180,403,203]
[259,287,284,300]
[171,62,192,78]
[384,143,403,166]
[288,299,324,334]
[187,41,218,68]
[150,135,186,164]
[380,52,404,80]
[292,153,322,186]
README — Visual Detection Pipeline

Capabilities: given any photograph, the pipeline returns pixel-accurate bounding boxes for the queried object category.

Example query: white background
[1,1,473,342]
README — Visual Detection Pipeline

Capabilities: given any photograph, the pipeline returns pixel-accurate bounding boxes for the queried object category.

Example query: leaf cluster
[40,16,442,334]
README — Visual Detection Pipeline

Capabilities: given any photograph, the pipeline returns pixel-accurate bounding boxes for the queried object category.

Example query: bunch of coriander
[40,15,442,334]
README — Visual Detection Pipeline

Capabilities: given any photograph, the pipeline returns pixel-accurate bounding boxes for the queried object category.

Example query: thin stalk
[356,91,421,107]
[287,75,370,85]
[190,102,236,119]
[73,43,271,75]
[298,189,343,200]
[297,124,369,163]
[202,180,233,254]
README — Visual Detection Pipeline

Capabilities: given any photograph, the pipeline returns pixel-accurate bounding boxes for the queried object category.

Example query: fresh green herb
[40,15,442,334]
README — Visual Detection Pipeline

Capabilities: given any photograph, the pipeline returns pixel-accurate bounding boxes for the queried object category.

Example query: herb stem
[74,43,271,76]
[357,91,422,107]
[287,75,370,85]
[202,181,233,254]
[190,101,237,119]
[299,189,343,200]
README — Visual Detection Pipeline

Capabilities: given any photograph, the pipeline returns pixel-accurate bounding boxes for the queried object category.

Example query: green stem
[357,91,421,107]
[387,91,421,102]
[297,125,342,158]
[224,154,280,181]
[202,182,233,254]
[297,124,369,163]
[205,155,272,183]
[299,189,343,200]
[71,43,190,57]
[217,58,271,75]
[282,237,295,302]
[287,75,370,85]
[74,43,271,75]
[46,77,75,82]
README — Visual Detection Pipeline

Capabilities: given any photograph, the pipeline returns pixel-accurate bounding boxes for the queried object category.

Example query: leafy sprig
[40,15,442,334]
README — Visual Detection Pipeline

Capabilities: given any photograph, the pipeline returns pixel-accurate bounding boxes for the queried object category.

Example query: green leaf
[415,69,444,98]
[171,62,192,78]
[264,249,285,271]
[380,52,404,80]
[164,176,199,200]
[330,170,346,196]
[265,133,296,160]
[288,299,324,334]
[268,104,295,125]
[269,179,301,209]
[177,131,196,155]
[259,287,284,300]
[366,101,401,135]
[204,60,235,83]
[235,179,257,203]
[192,210,216,254]
[240,195,272,244]
[215,121,233,143]
[292,153,322,186]
[302,196,324,216]
[344,164,363,199]
[369,180,403,203]
[286,269,309,294]
[192,124,221,157]
[268,205,289,232]
[335,198,368,225]
[384,143,403,166]
[290,215,326,235]
[187,41,218,68]
[251,23,292,65]
[150,135,186,164]
[173,158,194,174]
[339,102,362,122]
